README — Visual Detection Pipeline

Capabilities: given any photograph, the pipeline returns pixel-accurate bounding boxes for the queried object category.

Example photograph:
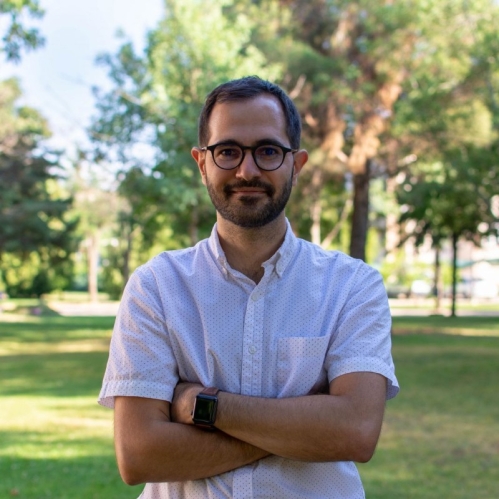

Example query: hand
[171,382,204,425]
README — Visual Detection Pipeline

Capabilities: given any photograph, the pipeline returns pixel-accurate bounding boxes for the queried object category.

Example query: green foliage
[0,79,78,297]
[86,0,499,268]
[262,0,499,254]
[0,0,45,62]
[1,249,73,297]
[380,250,434,290]
[90,0,282,259]
[395,138,498,314]
[397,143,499,246]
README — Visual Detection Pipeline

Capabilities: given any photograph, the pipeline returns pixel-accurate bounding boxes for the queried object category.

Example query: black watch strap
[200,387,219,397]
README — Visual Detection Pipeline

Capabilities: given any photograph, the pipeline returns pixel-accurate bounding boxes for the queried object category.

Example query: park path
[47,299,499,317]
[48,301,120,316]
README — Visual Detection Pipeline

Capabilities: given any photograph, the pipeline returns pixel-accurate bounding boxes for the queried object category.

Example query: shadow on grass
[0,350,109,397]
[392,315,499,335]
[357,333,499,499]
[0,451,141,499]
[360,443,499,499]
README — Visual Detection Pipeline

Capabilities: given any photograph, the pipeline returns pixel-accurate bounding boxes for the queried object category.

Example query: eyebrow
[213,138,289,148]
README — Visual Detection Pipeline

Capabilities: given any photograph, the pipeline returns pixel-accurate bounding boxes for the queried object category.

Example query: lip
[230,188,267,195]
[232,189,266,193]
[224,182,275,197]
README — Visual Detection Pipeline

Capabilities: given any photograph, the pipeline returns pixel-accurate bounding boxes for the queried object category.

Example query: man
[98,76,399,499]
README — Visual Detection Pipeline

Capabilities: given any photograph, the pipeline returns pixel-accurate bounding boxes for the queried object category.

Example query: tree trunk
[309,169,324,246]
[321,197,352,249]
[384,176,399,262]
[349,159,371,261]
[87,230,100,303]
[432,245,442,314]
[122,220,133,286]
[450,232,458,317]
[310,200,322,246]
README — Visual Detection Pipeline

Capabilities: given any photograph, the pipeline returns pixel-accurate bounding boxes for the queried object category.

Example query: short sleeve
[325,265,399,400]
[98,264,179,408]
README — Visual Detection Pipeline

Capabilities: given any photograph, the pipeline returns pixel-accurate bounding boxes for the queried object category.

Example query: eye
[256,145,280,157]
[214,145,242,160]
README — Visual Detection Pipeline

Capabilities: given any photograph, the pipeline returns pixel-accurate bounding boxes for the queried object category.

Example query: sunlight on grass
[0,315,140,499]
[0,338,110,355]
[0,313,41,323]
[1,397,114,459]
[392,315,499,337]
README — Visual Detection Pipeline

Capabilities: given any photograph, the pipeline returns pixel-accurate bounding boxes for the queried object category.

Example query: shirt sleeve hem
[97,380,175,409]
[328,356,400,400]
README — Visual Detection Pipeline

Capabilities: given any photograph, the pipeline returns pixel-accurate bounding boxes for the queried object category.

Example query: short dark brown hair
[198,76,302,149]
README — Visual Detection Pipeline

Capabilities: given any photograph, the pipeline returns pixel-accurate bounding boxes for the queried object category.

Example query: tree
[242,0,499,261]
[0,78,77,296]
[237,0,417,257]
[90,0,280,280]
[390,0,499,314]
[397,143,499,316]
[1,0,45,62]
[68,157,121,302]
[91,0,499,275]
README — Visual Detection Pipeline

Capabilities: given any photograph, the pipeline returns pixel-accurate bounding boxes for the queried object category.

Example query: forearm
[114,397,270,485]
[207,372,385,463]
[216,392,372,462]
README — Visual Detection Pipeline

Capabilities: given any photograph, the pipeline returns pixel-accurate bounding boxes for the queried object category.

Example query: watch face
[193,395,217,425]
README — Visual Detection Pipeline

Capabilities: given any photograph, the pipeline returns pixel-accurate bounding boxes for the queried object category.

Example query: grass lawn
[0,315,141,499]
[359,317,499,498]
[1,313,498,498]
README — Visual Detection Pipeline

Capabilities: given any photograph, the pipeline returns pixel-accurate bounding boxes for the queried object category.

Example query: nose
[235,149,262,181]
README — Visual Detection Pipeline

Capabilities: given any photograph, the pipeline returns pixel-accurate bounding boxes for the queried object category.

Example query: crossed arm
[114,371,386,485]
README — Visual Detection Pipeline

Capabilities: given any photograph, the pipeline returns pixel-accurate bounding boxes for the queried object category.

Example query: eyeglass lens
[212,144,285,170]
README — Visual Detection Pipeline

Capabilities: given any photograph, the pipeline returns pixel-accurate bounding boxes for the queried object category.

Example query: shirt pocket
[277,336,330,398]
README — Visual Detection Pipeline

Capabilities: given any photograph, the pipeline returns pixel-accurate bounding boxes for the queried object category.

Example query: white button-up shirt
[99,221,399,499]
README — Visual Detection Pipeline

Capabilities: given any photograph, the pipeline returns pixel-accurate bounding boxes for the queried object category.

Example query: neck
[216,215,287,284]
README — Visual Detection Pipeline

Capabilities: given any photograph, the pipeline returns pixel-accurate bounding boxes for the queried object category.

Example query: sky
[0,0,164,153]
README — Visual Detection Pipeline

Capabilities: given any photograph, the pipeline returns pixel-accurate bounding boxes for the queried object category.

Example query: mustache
[224,179,275,196]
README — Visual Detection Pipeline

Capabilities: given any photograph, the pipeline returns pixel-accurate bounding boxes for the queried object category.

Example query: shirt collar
[207,219,298,279]
[271,219,297,278]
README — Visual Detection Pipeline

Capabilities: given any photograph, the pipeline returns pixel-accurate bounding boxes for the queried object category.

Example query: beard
[206,170,294,228]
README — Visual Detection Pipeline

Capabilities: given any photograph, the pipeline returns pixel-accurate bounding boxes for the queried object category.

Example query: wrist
[192,387,220,430]
[171,382,205,425]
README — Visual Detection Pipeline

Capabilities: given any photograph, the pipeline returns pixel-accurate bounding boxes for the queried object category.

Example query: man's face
[192,95,307,228]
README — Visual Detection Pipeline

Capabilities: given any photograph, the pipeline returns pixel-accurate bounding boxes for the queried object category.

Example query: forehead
[207,94,288,145]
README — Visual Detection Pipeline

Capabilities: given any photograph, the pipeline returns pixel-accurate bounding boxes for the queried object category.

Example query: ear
[292,149,308,186]
[191,147,207,186]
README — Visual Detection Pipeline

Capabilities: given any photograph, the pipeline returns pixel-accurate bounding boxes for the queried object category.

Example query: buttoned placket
[233,262,277,499]
[212,233,287,499]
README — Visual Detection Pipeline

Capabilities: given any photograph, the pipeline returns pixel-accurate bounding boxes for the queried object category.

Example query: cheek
[206,167,233,184]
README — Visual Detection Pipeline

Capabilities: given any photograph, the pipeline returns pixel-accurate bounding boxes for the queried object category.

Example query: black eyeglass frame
[200,142,298,171]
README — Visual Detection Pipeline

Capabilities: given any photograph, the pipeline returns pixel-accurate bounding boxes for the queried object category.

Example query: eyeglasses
[201,142,297,171]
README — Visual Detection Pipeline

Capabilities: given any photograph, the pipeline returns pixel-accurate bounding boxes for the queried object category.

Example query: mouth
[231,188,266,195]
[224,181,274,197]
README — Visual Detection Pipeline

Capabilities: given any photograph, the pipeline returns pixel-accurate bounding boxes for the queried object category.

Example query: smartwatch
[192,387,220,429]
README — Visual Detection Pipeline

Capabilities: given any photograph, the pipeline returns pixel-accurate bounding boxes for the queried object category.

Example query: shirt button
[248,345,257,354]
[251,294,259,302]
